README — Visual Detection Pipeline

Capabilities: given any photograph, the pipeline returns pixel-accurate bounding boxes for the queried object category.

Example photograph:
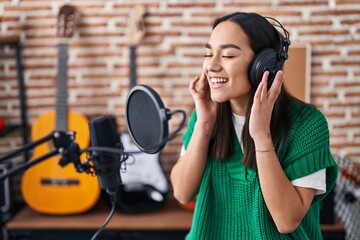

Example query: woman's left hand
[249,70,284,142]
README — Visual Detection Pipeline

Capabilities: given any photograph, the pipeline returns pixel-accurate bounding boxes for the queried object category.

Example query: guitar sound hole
[41,178,80,186]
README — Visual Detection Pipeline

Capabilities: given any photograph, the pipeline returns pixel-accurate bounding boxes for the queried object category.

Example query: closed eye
[204,54,213,58]
[222,56,234,58]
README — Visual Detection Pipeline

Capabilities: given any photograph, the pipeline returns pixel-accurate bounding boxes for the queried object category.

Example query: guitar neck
[56,42,68,131]
[126,5,147,89]
[129,44,137,89]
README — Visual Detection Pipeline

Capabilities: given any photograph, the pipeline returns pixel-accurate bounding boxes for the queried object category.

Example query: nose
[207,64,222,72]
[206,57,222,72]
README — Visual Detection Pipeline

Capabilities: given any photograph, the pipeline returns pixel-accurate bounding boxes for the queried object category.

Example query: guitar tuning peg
[126,5,147,45]
[134,5,147,15]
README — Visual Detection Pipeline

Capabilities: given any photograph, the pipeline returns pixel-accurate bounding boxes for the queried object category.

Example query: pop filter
[125,85,186,154]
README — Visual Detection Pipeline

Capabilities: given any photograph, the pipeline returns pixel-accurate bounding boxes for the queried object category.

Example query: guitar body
[21,111,100,215]
[117,132,169,214]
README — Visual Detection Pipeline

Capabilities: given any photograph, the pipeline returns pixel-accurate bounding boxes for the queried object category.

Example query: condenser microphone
[125,85,187,154]
[89,117,122,194]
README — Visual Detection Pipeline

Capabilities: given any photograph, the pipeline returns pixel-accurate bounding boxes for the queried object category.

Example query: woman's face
[203,20,254,105]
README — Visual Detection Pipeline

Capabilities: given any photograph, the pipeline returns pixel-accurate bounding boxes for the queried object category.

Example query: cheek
[232,66,252,91]
[231,62,250,80]
[202,61,206,71]
[242,80,252,93]
[202,59,209,71]
[234,78,251,93]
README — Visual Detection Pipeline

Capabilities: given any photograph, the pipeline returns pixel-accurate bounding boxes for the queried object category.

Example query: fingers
[254,70,283,105]
[271,70,283,91]
[260,71,269,101]
[254,71,269,102]
[189,75,200,95]
[198,72,207,91]
[189,72,208,94]
[268,70,283,102]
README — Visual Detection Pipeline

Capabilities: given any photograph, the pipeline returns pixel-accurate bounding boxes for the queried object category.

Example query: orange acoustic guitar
[21,5,100,215]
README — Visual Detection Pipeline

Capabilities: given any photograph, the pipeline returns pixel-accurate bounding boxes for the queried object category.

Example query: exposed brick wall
[1,0,360,181]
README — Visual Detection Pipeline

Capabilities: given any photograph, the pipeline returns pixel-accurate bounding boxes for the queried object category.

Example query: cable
[90,192,117,240]
[167,109,187,141]
[81,146,142,155]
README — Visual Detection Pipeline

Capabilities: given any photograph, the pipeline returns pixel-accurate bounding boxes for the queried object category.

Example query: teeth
[211,77,228,83]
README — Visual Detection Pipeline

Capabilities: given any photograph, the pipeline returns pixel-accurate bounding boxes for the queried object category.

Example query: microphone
[89,117,122,194]
[125,85,187,154]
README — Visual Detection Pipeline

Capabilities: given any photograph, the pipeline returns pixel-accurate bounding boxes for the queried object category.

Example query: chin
[210,88,230,103]
[210,95,227,103]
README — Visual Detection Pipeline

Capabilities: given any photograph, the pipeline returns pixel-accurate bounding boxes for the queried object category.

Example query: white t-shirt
[179,114,326,195]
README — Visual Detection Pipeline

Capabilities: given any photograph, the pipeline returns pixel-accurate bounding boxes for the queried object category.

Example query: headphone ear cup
[248,48,281,88]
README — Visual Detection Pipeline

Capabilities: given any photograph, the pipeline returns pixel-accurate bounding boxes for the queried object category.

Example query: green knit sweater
[182,103,338,240]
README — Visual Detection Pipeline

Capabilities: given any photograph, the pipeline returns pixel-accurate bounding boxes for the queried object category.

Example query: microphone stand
[0,131,78,181]
[0,130,81,239]
[0,130,128,182]
[0,106,185,239]
[0,129,130,240]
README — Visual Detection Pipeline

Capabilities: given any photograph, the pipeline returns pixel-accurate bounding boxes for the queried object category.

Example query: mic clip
[52,131,76,152]
[59,142,88,173]
[54,131,92,174]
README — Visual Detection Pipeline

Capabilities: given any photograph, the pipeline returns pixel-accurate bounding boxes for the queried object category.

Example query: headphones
[248,17,291,89]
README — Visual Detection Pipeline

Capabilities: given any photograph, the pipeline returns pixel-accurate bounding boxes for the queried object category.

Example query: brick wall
[1,0,360,180]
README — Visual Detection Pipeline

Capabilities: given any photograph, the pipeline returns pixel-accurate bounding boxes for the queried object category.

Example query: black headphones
[248,17,291,89]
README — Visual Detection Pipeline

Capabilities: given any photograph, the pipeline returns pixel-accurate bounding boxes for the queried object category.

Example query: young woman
[170,12,338,240]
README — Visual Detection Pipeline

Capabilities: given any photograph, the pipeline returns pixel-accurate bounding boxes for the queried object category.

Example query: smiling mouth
[210,77,229,87]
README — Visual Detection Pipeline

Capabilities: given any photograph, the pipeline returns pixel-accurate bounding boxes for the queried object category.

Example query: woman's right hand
[189,72,218,125]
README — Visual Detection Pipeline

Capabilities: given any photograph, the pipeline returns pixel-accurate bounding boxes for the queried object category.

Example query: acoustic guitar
[21,5,100,215]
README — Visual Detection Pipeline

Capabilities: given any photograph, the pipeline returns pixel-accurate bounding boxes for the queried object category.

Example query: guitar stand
[0,36,29,162]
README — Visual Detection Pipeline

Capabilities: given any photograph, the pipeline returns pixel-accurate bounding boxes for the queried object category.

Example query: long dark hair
[208,12,297,169]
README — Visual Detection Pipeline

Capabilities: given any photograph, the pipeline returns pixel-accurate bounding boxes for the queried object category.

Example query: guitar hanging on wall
[116,5,170,214]
[126,4,146,88]
[21,5,100,215]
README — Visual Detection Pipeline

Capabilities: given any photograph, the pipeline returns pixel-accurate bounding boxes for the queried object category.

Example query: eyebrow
[204,43,241,50]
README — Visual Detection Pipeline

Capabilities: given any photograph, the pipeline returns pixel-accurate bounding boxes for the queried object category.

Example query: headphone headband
[247,16,291,89]
[264,16,291,61]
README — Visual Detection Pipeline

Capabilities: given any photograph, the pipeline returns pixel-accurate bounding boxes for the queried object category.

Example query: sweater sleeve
[282,105,338,202]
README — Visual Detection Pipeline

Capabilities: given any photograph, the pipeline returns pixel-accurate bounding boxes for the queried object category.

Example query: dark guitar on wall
[21,5,101,215]
[126,5,146,89]
[116,5,170,214]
